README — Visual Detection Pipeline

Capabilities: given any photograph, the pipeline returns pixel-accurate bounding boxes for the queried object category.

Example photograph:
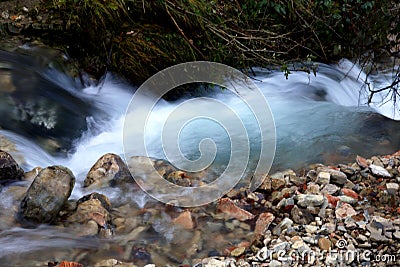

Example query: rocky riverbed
[0,134,399,267]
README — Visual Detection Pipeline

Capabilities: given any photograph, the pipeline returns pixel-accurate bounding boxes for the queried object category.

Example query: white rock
[369,164,391,177]
[316,171,330,185]
[269,260,282,267]
[204,259,225,267]
[386,183,399,194]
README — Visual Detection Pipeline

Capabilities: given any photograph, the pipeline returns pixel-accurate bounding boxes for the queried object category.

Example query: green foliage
[41,0,399,84]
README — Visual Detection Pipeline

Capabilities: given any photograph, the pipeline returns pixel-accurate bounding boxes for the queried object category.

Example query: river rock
[23,166,42,181]
[84,153,133,188]
[369,164,391,177]
[67,192,111,227]
[318,167,347,185]
[19,166,75,224]
[254,212,275,236]
[356,155,369,168]
[272,218,293,235]
[318,237,331,250]
[217,198,254,221]
[386,182,399,194]
[295,194,325,207]
[0,150,24,184]
[335,202,357,220]
[291,205,314,224]
[173,210,194,229]
[94,259,137,267]
[316,171,330,185]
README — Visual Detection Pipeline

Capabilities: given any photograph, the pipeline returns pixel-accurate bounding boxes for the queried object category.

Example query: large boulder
[84,153,132,188]
[19,165,75,224]
[0,150,24,184]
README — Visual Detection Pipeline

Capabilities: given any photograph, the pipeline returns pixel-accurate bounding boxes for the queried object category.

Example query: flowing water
[0,47,399,266]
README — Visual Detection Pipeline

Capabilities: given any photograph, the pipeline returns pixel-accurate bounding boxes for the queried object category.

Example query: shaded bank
[0,0,399,86]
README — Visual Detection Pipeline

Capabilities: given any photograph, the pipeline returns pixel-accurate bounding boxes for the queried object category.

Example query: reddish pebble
[325,194,340,208]
[341,188,359,200]
[173,210,194,229]
[254,212,275,236]
[217,198,254,221]
[356,155,369,168]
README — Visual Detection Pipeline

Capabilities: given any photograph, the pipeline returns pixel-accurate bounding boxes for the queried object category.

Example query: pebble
[254,212,275,236]
[272,218,293,235]
[316,171,330,185]
[269,260,282,267]
[318,237,331,250]
[173,210,194,229]
[321,222,336,233]
[341,188,359,199]
[217,198,254,221]
[295,194,325,207]
[335,202,357,219]
[357,234,368,242]
[337,195,357,205]
[318,167,347,185]
[369,164,391,177]
[386,182,399,194]
[291,205,314,224]
[304,225,319,234]
[322,184,340,195]
[230,246,245,257]
[393,231,400,239]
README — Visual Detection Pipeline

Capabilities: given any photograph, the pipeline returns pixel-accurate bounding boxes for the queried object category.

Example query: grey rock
[337,195,357,205]
[291,205,314,225]
[19,166,75,224]
[269,260,282,267]
[318,167,348,185]
[272,218,293,235]
[295,194,325,207]
[322,184,340,195]
[386,183,399,195]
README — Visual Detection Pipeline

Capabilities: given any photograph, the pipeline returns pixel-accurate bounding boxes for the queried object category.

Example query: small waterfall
[1,49,399,191]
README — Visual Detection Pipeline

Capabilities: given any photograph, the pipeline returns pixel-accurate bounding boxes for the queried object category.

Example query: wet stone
[217,198,254,221]
[254,212,275,236]
[84,153,133,189]
[19,166,75,224]
[0,150,24,184]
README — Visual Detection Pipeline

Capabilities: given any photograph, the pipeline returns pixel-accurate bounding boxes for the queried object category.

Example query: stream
[0,46,399,266]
